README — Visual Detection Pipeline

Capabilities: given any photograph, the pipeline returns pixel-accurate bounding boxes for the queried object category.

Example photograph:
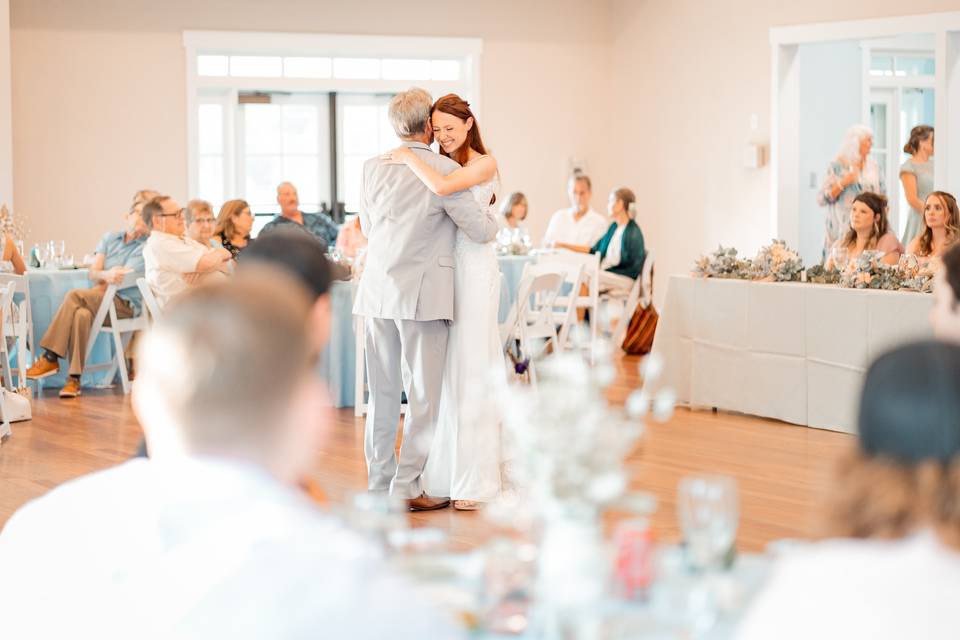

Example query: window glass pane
[895,56,935,77]
[244,104,283,154]
[230,56,282,77]
[378,104,400,150]
[870,103,887,150]
[197,55,228,77]
[869,54,893,77]
[282,105,319,154]
[381,58,431,80]
[343,154,366,212]
[198,104,223,154]
[282,156,320,207]
[333,58,381,79]
[431,59,461,81]
[250,213,275,238]
[283,57,332,79]
[245,156,283,206]
[343,105,380,154]
[198,156,224,206]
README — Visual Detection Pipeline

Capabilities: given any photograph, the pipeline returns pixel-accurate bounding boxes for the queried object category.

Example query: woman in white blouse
[738,341,960,640]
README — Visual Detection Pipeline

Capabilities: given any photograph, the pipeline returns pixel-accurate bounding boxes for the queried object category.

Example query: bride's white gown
[422,177,506,502]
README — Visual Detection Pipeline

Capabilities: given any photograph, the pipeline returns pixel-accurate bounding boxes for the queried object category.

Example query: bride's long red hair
[432,94,488,167]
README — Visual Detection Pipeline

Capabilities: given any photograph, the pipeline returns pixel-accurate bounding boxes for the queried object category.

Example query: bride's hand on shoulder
[381,146,415,165]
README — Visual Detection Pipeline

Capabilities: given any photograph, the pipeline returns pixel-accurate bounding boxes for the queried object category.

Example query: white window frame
[770,12,960,249]
[183,31,482,201]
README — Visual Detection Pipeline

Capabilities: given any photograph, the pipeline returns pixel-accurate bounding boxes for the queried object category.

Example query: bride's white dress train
[422,177,506,502]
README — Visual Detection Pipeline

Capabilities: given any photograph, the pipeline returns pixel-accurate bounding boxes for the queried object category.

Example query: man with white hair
[354,87,499,510]
[0,272,463,639]
[261,181,339,246]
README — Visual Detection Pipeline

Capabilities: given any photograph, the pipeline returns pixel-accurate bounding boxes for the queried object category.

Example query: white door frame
[770,12,960,247]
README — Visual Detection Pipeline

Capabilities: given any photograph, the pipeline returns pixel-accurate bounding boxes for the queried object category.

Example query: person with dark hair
[825,191,902,269]
[739,340,960,639]
[214,199,253,259]
[907,191,960,260]
[930,243,960,343]
[900,125,934,245]
[500,192,528,229]
[0,272,463,639]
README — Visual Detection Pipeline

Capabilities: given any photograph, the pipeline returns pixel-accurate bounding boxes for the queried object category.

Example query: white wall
[798,41,862,267]
[0,0,12,209]
[10,0,614,253]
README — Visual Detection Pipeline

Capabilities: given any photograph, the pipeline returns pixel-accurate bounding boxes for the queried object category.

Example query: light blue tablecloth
[324,256,534,408]
[25,269,117,388]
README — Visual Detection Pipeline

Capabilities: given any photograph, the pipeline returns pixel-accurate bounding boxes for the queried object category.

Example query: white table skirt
[652,275,934,433]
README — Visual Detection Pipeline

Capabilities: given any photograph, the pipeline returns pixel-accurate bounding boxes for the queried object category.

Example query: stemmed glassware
[677,475,739,572]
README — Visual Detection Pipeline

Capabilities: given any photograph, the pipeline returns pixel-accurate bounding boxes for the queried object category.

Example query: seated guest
[930,244,960,343]
[825,192,902,269]
[0,235,26,274]
[25,191,152,398]
[543,173,608,249]
[738,340,960,640]
[334,214,367,259]
[214,199,253,260]
[907,191,959,260]
[184,199,217,248]
[500,191,528,229]
[141,195,231,308]
[261,181,339,247]
[555,187,647,291]
[0,273,462,639]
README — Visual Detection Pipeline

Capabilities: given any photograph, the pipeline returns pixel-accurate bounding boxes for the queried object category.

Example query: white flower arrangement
[749,239,804,282]
[692,246,751,280]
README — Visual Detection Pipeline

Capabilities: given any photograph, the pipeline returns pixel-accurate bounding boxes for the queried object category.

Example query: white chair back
[82,271,149,394]
[0,273,33,387]
[136,277,162,321]
[535,250,600,361]
[501,266,566,385]
[607,250,655,347]
[0,281,18,437]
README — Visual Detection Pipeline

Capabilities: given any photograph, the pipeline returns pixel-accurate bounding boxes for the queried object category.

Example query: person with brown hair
[825,191,902,268]
[214,198,253,260]
[906,191,960,260]
[738,340,960,639]
[899,125,934,245]
[500,191,528,228]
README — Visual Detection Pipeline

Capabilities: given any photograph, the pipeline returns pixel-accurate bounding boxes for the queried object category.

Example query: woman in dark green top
[555,187,646,291]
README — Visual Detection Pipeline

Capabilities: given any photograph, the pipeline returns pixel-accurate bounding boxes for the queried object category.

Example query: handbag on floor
[622,302,659,355]
[1,387,32,422]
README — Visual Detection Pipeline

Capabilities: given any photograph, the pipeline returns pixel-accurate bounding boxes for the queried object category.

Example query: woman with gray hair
[817,124,885,258]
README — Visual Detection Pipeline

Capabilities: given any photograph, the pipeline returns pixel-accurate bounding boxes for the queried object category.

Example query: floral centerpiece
[496,226,533,256]
[692,246,751,279]
[749,239,804,282]
[0,204,26,242]
[838,251,898,290]
[805,264,842,284]
[897,254,936,293]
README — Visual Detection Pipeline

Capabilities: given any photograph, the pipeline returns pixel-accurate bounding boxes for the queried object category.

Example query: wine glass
[830,247,849,272]
[677,475,739,572]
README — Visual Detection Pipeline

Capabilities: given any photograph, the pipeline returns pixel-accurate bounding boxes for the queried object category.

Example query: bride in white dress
[386,93,505,511]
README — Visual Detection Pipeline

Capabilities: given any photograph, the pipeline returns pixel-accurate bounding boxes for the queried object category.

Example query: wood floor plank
[0,355,853,552]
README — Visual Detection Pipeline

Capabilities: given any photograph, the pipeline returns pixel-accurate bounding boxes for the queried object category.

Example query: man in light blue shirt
[25,194,150,398]
[260,181,340,246]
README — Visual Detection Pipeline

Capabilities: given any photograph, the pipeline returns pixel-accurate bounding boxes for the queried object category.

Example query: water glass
[830,247,849,271]
[677,475,739,572]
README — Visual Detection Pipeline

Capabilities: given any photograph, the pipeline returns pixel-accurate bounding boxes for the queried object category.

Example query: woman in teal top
[555,187,646,291]
[900,125,934,245]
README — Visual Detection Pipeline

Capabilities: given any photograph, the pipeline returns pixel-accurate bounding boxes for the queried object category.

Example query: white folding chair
[536,250,600,360]
[603,249,656,347]
[82,272,150,394]
[0,273,34,388]
[500,268,565,385]
[0,281,19,437]
[136,277,162,322]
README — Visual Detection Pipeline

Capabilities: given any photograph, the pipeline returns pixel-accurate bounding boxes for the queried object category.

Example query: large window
[184,32,480,231]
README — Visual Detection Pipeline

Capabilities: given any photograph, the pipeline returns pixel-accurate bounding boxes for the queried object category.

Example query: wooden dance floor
[0,355,852,551]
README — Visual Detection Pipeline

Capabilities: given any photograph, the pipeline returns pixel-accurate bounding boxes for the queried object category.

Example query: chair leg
[110,328,131,394]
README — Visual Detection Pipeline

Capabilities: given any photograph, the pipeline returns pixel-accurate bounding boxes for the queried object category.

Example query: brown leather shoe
[59,377,81,398]
[26,357,59,379]
[407,494,451,511]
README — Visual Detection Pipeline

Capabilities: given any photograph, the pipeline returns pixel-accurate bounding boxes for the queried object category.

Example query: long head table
[652,275,934,433]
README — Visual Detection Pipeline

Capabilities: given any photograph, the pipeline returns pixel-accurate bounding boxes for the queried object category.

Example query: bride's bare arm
[385,147,497,196]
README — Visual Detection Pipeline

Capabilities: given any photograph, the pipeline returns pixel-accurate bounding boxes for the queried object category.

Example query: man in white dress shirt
[141,195,232,308]
[0,272,462,640]
[542,173,608,248]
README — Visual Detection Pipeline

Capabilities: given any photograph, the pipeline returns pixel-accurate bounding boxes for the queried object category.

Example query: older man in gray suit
[354,88,499,510]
